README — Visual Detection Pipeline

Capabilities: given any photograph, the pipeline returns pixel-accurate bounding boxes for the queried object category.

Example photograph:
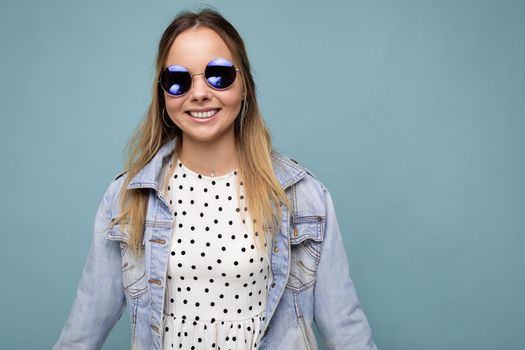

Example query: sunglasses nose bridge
[190,72,208,86]
[188,72,213,97]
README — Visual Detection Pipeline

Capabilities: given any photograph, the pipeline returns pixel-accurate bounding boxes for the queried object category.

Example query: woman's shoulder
[271,150,318,178]
[271,151,330,240]
[96,170,130,214]
[113,170,127,181]
[270,149,328,197]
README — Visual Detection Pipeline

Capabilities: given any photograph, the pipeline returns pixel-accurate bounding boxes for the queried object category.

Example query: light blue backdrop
[1,1,523,349]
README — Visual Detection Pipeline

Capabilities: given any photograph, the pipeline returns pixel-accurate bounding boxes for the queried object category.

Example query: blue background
[1,1,524,349]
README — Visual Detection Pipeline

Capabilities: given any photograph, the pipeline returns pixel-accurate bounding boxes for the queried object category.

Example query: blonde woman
[53,8,377,350]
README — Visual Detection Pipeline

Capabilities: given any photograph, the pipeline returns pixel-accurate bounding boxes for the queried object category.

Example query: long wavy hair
[108,8,291,257]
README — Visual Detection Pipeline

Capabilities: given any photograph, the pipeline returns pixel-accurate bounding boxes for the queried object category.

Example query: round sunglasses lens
[161,66,191,96]
[205,58,237,89]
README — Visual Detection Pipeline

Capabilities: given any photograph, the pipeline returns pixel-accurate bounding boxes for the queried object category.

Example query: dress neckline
[175,158,238,181]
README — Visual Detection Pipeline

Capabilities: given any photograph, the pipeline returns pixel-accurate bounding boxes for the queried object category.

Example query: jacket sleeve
[313,186,378,350]
[53,181,127,350]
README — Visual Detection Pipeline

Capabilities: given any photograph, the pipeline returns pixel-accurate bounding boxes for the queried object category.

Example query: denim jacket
[53,137,377,350]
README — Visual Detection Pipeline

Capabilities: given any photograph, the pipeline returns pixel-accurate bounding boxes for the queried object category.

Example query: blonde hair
[108,8,290,257]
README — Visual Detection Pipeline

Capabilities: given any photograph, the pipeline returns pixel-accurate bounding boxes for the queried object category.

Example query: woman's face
[163,27,243,144]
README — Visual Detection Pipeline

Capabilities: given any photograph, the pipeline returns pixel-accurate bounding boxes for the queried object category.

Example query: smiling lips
[188,109,220,119]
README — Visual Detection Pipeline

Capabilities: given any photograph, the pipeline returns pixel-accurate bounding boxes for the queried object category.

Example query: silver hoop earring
[236,99,249,134]
[240,99,249,120]
[162,107,174,128]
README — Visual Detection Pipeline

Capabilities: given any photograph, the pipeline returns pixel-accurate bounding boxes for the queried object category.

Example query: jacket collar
[126,137,307,191]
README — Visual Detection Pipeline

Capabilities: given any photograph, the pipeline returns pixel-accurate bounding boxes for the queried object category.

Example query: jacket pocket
[286,216,325,292]
[107,223,148,299]
[118,242,148,298]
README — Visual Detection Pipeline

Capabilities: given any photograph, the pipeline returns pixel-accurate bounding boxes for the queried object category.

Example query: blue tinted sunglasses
[159,57,240,97]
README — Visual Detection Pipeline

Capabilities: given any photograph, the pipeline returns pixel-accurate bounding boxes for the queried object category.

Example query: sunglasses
[159,57,240,97]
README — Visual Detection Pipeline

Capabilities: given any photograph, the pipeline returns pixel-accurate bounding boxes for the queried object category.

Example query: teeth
[189,109,218,119]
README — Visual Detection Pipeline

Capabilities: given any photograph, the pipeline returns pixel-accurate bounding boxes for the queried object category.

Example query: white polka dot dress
[161,158,271,350]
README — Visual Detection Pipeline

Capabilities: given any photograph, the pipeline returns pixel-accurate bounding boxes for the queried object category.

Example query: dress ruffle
[161,310,266,349]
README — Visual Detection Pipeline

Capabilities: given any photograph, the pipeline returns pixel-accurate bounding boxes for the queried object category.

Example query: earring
[240,98,249,120]
[162,108,175,129]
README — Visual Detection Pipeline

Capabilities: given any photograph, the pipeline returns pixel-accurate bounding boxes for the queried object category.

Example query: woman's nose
[189,74,212,102]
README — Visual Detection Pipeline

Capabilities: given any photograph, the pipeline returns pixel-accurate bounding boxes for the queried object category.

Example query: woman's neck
[176,134,238,177]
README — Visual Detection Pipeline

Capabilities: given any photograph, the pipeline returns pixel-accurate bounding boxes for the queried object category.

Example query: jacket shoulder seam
[272,151,319,180]
[113,170,127,181]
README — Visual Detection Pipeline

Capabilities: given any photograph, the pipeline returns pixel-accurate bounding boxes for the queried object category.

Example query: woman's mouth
[187,109,220,119]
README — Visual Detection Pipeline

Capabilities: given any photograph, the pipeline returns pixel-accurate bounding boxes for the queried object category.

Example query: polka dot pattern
[161,159,271,349]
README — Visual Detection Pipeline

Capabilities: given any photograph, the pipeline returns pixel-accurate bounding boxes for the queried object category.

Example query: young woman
[53,8,377,350]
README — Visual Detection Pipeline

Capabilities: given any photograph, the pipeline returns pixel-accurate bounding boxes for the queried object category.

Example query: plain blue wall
[1,0,524,349]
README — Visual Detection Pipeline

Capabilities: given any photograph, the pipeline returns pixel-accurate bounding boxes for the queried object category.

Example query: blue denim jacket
[53,137,377,350]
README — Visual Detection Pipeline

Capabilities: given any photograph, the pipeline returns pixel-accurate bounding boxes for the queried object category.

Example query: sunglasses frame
[158,58,240,97]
